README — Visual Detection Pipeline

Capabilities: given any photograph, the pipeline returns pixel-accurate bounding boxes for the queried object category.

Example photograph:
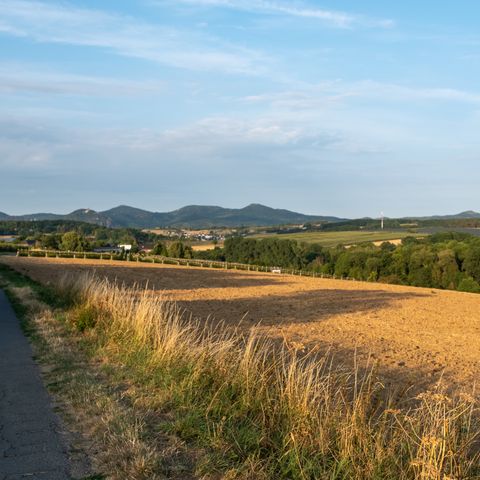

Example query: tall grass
[58,273,480,479]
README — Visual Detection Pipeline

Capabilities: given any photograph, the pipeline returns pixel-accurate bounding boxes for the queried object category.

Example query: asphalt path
[0,289,71,479]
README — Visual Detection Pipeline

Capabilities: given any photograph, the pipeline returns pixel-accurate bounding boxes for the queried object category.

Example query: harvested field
[2,255,480,394]
[190,243,219,251]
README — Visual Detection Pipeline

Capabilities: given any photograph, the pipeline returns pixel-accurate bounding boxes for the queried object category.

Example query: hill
[3,209,111,226]
[156,203,341,228]
[0,204,342,229]
[417,210,480,220]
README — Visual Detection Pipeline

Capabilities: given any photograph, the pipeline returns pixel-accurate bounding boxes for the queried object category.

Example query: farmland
[3,254,480,478]
[2,255,479,393]
[251,229,426,246]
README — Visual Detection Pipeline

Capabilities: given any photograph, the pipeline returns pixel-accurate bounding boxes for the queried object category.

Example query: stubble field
[2,255,479,394]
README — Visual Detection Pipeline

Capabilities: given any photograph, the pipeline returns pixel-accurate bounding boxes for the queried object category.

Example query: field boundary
[16,248,360,282]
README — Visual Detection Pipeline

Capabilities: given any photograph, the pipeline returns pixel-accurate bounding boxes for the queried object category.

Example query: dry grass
[50,272,480,479]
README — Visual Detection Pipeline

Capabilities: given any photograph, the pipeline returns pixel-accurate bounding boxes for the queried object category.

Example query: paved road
[0,289,72,479]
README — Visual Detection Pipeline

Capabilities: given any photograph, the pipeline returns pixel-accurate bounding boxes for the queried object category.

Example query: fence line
[16,249,358,282]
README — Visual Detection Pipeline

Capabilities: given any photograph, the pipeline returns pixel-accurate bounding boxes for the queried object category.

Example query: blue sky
[1,0,480,217]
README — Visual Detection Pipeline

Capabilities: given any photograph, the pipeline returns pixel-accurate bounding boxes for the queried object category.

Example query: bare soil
[2,256,479,394]
[372,238,403,246]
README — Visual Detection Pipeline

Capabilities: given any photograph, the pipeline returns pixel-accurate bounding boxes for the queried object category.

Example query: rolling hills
[2,204,480,229]
[0,204,343,229]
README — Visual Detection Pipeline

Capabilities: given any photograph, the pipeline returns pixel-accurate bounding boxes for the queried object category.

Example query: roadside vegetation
[1,263,479,479]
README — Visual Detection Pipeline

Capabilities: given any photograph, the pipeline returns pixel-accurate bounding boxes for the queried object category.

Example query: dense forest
[198,232,480,293]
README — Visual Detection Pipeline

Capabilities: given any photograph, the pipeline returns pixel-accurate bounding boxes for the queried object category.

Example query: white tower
[380,212,384,230]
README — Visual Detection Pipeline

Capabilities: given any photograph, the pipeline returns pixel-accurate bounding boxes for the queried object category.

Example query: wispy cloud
[355,81,480,103]
[0,0,269,74]
[243,80,480,109]
[163,0,394,29]
[0,63,164,96]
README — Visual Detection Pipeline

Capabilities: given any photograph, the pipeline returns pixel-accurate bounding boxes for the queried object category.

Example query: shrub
[458,277,480,293]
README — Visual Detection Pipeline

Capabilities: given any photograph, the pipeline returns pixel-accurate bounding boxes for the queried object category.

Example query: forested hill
[0,204,343,229]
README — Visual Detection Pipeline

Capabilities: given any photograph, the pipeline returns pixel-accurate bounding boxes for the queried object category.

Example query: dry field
[2,255,479,394]
[190,243,220,251]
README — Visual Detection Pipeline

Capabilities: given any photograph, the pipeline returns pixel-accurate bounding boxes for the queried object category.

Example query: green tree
[408,247,435,287]
[168,241,186,258]
[60,231,87,252]
[365,257,381,281]
[40,234,60,250]
[432,249,459,289]
[463,245,480,282]
[151,241,168,256]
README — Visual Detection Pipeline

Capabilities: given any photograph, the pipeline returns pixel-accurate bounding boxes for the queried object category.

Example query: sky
[1,0,480,217]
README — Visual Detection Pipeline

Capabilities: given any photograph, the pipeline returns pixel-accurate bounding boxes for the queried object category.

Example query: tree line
[197,232,480,293]
[0,220,163,252]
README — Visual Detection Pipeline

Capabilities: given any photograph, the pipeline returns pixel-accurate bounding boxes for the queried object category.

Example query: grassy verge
[1,263,479,479]
[0,264,194,479]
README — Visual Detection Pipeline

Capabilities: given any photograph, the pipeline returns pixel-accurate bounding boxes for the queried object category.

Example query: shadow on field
[0,261,292,291]
[175,288,456,394]
[176,288,430,326]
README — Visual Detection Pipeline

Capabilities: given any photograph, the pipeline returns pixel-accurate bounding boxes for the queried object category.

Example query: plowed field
[2,255,479,394]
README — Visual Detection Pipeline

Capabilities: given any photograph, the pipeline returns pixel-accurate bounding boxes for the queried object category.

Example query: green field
[252,230,425,247]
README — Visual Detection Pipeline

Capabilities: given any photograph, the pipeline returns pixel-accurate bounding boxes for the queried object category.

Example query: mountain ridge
[2,205,479,229]
[0,204,343,229]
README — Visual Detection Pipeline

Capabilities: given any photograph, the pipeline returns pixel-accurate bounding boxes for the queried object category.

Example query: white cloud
[0,64,164,96]
[164,0,394,29]
[96,116,339,157]
[0,0,269,75]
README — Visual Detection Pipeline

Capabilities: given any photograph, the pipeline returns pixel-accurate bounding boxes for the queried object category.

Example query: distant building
[119,244,133,252]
